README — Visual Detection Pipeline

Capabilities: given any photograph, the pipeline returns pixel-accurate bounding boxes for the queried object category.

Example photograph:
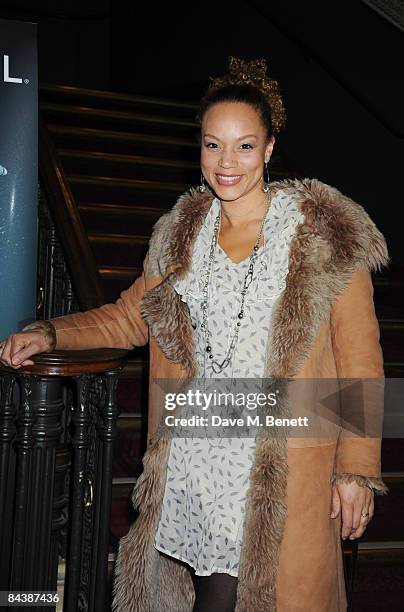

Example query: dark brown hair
[197,83,274,140]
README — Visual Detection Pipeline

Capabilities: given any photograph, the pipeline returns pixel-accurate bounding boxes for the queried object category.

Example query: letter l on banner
[0,19,38,338]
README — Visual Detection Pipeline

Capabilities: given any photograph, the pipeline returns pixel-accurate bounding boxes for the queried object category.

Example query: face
[200,101,275,203]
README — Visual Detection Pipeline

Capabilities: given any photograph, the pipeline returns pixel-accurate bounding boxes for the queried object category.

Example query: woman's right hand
[0,330,51,369]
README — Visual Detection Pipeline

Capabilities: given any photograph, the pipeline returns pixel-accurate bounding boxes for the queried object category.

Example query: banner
[0,19,37,338]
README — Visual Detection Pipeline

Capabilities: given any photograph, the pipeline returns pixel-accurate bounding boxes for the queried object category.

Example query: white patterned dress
[153,191,304,577]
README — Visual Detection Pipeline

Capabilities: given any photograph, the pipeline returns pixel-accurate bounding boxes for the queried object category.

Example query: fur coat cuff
[331,472,389,495]
[22,320,57,352]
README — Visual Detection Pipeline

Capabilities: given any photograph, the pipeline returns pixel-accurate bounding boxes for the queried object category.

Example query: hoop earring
[198,174,206,193]
[262,161,270,192]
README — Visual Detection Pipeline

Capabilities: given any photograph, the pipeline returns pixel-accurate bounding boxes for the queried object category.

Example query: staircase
[39,84,404,610]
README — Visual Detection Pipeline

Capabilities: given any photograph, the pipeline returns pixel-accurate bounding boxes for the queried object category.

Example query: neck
[220,189,269,228]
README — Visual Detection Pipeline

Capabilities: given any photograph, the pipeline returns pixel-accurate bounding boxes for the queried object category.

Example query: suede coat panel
[49,178,390,612]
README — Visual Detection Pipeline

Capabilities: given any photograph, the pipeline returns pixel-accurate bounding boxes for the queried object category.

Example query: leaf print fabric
[154,190,305,576]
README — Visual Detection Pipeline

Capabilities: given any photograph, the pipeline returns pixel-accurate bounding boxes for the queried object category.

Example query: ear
[265,135,276,162]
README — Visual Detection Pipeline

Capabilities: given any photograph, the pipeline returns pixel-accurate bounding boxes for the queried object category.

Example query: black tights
[190,567,238,612]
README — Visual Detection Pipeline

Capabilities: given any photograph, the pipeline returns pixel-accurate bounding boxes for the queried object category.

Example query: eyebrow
[203,133,258,141]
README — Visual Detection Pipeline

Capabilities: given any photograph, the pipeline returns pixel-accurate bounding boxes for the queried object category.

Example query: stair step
[121,356,148,378]
[117,372,148,415]
[350,542,404,610]
[89,233,148,267]
[110,485,138,547]
[357,540,404,553]
[117,413,144,429]
[113,415,147,480]
[78,202,166,236]
[48,124,200,158]
[384,362,404,377]
[99,267,142,301]
[59,149,200,182]
[382,439,404,472]
[117,357,148,414]
[40,103,198,138]
[112,476,136,487]
[361,474,404,543]
[68,175,189,206]
[373,266,404,320]
[380,319,404,363]
[99,265,141,281]
[39,83,199,117]
[380,319,404,330]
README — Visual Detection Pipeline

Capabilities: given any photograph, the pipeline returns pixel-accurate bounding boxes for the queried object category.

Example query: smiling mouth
[215,174,242,185]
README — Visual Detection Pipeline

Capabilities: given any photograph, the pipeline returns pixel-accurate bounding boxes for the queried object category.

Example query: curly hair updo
[197,56,287,141]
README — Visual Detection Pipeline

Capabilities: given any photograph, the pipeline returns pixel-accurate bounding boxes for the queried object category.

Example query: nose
[218,147,236,168]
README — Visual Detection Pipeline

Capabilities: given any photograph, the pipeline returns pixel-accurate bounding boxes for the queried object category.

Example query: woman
[0,57,390,611]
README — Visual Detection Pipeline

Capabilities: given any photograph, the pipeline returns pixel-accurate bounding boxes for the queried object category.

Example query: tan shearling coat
[48,178,390,612]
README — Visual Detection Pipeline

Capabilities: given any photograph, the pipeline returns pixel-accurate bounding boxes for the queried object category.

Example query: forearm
[23,266,149,351]
[50,298,147,350]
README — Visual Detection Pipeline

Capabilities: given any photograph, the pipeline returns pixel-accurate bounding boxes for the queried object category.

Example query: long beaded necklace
[199,192,273,448]
[201,191,273,377]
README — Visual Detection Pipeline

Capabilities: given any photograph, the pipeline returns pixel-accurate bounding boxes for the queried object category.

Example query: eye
[205,142,219,149]
[240,143,253,150]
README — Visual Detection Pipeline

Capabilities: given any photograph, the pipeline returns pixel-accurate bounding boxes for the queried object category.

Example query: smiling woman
[110,58,389,612]
[0,56,390,612]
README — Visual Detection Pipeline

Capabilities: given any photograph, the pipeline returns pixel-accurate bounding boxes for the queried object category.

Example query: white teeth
[217,175,241,182]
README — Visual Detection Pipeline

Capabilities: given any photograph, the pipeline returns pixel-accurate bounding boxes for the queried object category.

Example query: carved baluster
[77,375,101,610]
[0,373,17,587]
[63,374,92,612]
[92,369,122,611]
[11,375,35,589]
[11,374,64,595]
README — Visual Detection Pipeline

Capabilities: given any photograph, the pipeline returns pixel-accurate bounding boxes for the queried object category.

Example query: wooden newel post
[12,374,65,594]
[0,349,128,612]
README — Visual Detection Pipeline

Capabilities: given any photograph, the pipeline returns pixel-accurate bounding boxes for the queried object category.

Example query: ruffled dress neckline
[170,189,305,304]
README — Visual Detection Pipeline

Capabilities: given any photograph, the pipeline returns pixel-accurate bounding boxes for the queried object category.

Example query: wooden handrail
[0,348,129,376]
[38,114,106,310]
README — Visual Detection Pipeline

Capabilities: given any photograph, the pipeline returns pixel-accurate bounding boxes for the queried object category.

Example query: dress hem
[153,542,239,578]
